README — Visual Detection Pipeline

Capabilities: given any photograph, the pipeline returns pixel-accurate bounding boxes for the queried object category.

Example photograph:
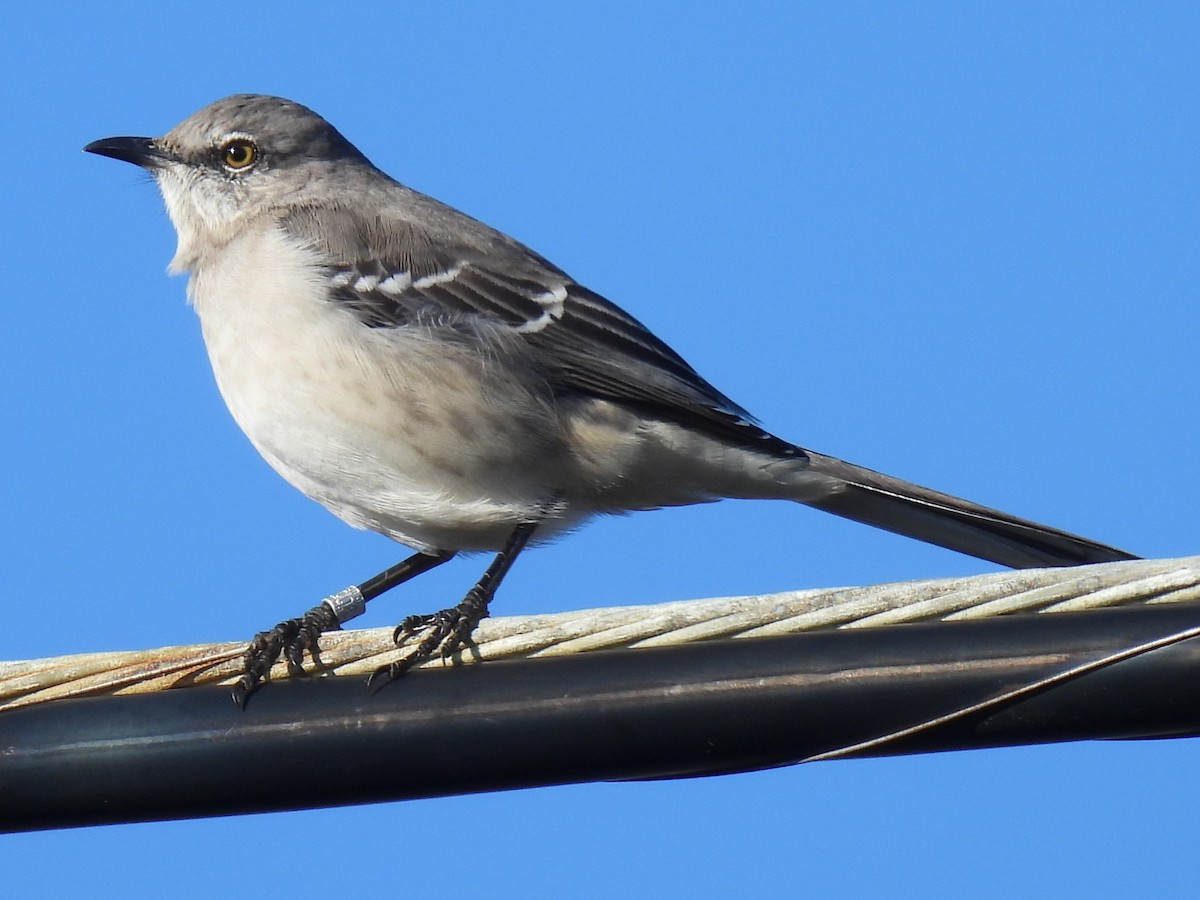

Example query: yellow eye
[221,139,257,170]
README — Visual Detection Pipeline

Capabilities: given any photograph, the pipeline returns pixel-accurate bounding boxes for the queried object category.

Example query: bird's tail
[795,450,1137,568]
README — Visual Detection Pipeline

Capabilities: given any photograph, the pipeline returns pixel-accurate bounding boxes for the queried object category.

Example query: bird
[83,94,1137,704]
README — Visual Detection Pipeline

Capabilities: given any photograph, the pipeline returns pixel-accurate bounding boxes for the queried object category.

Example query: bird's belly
[216,343,573,550]
[239,383,555,551]
[190,239,572,551]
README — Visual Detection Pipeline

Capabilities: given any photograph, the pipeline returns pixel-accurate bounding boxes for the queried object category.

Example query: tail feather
[800,451,1137,568]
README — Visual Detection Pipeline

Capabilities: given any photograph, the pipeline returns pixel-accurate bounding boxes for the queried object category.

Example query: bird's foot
[232,602,341,708]
[367,588,490,692]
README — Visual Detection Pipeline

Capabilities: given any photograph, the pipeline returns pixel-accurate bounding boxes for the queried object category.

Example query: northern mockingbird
[84,94,1136,704]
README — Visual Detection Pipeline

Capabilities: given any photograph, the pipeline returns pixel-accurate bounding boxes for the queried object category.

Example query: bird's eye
[220,139,258,171]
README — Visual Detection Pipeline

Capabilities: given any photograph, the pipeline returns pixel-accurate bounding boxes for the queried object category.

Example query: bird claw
[232,603,340,708]
[370,590,490,692]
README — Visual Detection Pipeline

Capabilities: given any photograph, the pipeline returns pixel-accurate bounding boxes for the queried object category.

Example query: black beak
[83,136,166,168]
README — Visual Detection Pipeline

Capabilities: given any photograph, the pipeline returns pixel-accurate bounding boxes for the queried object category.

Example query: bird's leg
[233,548,456,707]
[367,520,540,691]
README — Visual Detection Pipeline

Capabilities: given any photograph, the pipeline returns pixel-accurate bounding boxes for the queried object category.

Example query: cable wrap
[3,555,1197,712]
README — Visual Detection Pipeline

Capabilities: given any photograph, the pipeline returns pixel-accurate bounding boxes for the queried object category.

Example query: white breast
[185,224,575,552]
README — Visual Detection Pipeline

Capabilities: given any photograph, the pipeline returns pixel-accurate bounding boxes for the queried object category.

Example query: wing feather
[282,205,801,457]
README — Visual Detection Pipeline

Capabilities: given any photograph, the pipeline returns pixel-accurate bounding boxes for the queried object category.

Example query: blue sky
[3,2,1198,896]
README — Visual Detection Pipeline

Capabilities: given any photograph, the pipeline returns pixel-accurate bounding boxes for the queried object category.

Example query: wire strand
[3,555,1196,712]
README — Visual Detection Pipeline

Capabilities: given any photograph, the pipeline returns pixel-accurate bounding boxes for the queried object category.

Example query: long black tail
[799,450,1137,568]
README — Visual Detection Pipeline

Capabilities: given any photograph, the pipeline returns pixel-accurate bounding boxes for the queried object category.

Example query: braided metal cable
[3,555,1196,712]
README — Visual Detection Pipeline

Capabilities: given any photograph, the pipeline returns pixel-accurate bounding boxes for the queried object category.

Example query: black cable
[2,600,1199,832]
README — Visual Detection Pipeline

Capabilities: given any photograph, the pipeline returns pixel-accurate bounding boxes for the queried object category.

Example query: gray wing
[282,204,802,458]
[278,203,1138,570]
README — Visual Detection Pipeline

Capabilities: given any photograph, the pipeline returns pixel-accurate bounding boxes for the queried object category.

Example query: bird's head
[85,94,376,271]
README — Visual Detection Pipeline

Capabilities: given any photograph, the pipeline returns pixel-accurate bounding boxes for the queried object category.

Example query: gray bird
[84,94,1136,703]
